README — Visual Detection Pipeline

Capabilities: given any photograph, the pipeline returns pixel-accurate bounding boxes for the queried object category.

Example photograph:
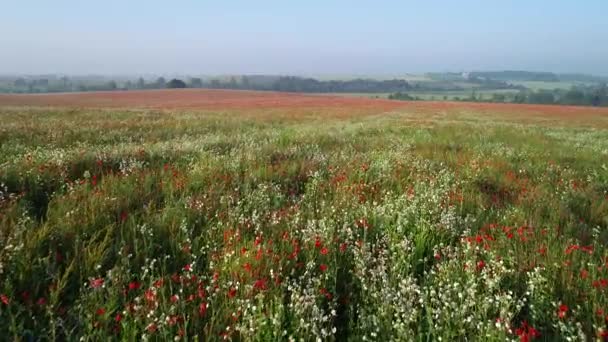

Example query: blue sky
[2,0,607,75]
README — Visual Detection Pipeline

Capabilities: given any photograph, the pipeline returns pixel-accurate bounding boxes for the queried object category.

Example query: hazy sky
[2,0,607,75]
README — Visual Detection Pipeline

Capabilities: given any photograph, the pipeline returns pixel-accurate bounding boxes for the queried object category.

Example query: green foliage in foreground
[1,108,608,341]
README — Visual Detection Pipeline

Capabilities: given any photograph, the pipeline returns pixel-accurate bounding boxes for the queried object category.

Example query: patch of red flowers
[557,304,568,319]
[90,278,104,289]
[254,278,268,291]
[128,281,141,291]
[199,302,207,316]
[320,264,328,272]
[515,321,540,342]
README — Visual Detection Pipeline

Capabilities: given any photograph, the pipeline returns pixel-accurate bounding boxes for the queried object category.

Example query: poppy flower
[254,278,267,291]
[199,302,207,316]
[558,304,568,319]
[320,264,328,272]
[96,308,106,316]
[147,323,158,333]
[90,278,104,289]
[115,313,122,322]
[1,294,9,305]
[320,247,329,255]
[144,289,156,303]
[128,281,141,291]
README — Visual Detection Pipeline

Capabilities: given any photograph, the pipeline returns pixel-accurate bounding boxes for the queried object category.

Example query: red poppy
[120,211,128,223]
[558,304,568,319]
[228,287,237,298]
[144,289,156,303]
[515,321,540,342]
[183,264,192,272]
[1,294,9,305]
[37,297,46,306]
[115,313,122,322]
[90,278,104,289]
[147,323,158,333]
[254,278,267,291]
[320,288,333,300]
[320,247,329,255]
[476,260,486,271]
[128,281,141,291]
[199,302,207,316]
[96,308,106,316]
[320,264,328,272]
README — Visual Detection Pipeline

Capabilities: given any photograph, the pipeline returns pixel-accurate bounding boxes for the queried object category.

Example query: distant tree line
[388,84,608,107]
[0,75,522,94]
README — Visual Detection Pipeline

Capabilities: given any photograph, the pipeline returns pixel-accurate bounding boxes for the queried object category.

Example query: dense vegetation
[1,105,608,340]
[0,73,525,94]
[389,84,608,107]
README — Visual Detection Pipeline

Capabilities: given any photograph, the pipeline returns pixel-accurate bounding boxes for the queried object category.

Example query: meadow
[1,90,608,341]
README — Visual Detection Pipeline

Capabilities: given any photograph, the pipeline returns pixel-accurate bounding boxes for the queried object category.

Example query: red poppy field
[1,91,608,340]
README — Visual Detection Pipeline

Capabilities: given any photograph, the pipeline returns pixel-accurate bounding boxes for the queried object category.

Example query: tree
[561,89,585,105]
[492,93,506,102]
[137,77,145,89]
[107,81,117,90]
[190,78,203,88]
[60,76,71,91]
[229,76,238,89]
[513,92,527,104]
[241,76,251,89]
[166,79,187,89]
[14,78,27,88]
[156,77,166,89]
[528,91,554,104]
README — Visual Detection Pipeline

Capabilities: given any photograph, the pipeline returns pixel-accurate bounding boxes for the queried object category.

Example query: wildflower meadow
[1,104,608,341]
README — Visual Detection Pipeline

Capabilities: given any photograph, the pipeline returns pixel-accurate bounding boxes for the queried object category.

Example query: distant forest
[389,84,608,107]
[1,71,607,107]
[0,74,521,94]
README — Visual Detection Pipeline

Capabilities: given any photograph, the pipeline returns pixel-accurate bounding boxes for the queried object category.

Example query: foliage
[0,106,608,340]
[166,79,187,89]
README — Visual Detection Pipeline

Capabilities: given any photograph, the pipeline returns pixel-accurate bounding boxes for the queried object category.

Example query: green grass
[0,106,607,340]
